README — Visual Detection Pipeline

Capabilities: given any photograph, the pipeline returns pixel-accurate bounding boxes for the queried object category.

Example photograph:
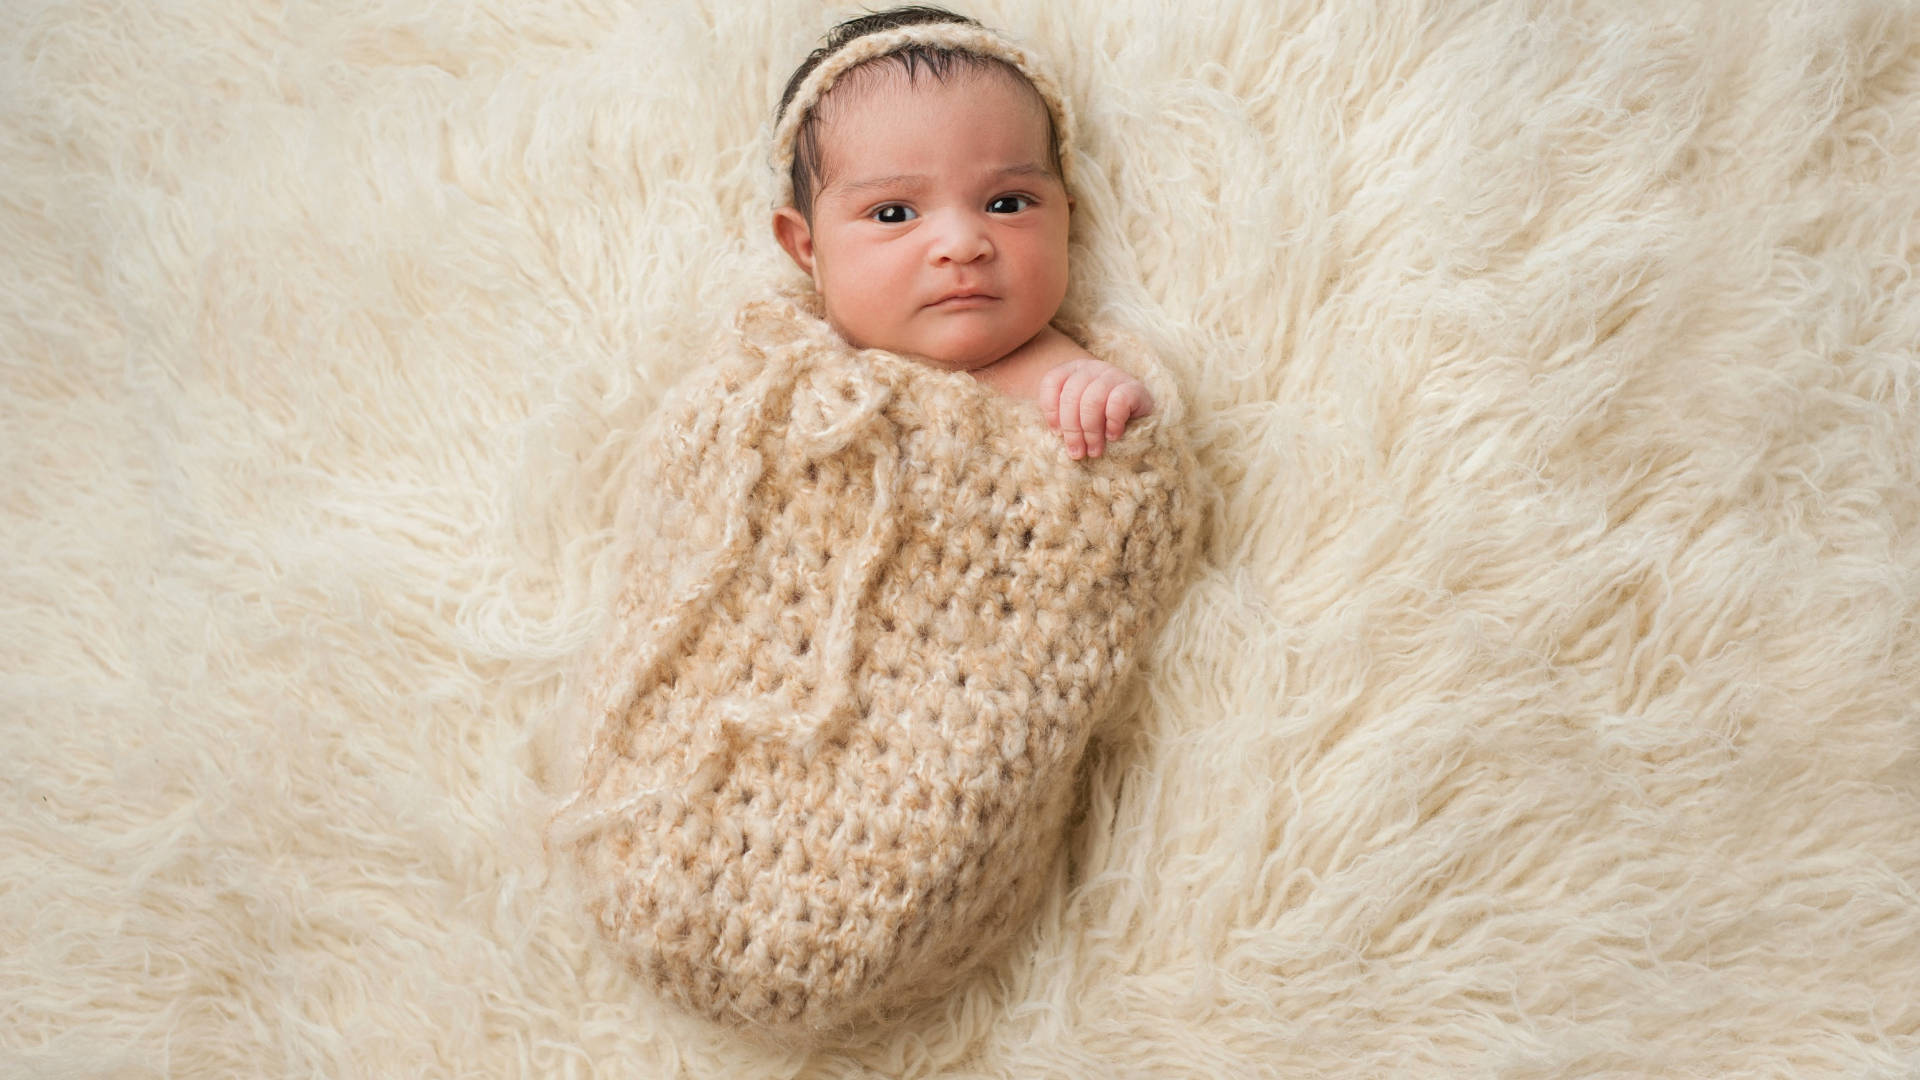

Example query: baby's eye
[872,205,917,224]
[987,195,1032,214]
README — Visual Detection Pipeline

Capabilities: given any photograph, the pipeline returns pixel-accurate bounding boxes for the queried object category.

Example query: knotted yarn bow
[548,294,908,849]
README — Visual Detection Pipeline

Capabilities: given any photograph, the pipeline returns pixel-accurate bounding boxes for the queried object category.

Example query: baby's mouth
[928,292,998,309]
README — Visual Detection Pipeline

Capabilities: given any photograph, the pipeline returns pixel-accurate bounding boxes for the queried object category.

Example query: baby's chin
[886,325,1040,373]
[824,307,1045,372]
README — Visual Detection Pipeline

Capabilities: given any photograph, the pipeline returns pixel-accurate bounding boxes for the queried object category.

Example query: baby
[553,12,1203,1042]
[768,6,1152,460]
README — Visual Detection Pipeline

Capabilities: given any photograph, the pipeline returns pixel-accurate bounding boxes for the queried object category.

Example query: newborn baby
[551,6,1203,1048]
[769,6,1152,460]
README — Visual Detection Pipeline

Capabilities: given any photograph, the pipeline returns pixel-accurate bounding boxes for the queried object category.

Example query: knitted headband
[769,21,1077,209]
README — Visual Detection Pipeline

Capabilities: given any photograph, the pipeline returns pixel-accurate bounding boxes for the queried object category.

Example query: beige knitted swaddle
[548,283,1202,1046]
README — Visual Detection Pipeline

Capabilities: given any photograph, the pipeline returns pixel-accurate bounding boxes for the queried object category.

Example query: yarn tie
[548,319,903,848]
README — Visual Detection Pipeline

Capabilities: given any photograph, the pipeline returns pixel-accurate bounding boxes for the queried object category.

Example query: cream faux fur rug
[5,0,1918,1075]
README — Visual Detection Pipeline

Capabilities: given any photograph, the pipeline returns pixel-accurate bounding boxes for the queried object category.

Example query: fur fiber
[4,0,1918,1075]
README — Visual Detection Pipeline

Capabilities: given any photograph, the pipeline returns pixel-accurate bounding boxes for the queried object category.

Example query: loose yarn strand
[808,430,904,749]
[549,345,905,846]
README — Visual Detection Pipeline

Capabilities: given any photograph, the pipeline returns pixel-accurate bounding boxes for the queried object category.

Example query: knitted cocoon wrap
[549,285,1202,1045]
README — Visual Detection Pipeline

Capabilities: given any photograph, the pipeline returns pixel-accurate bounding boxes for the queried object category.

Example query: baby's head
[769,7,1076,373]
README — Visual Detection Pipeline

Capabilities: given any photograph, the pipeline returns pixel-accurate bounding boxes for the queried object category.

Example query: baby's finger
[1038,365,1070,430]
[1079,373,1124,456]
[1056,368,1099,458]
[1106,384,1140,441]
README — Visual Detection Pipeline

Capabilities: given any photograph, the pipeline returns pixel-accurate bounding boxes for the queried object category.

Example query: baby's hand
[1039,357,1156,459]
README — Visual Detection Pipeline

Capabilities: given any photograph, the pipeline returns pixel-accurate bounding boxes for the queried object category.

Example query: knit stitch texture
[547,285,1203,1046]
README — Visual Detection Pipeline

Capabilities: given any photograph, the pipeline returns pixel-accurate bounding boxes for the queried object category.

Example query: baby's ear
[772,207,816,275]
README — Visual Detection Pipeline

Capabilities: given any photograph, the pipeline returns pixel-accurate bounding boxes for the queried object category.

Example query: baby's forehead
[811,57,1050,132]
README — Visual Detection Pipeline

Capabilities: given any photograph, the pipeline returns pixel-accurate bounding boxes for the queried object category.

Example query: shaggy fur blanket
[4,0,1918,1076]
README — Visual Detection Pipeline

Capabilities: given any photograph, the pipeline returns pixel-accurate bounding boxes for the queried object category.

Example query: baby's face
[772,65,1071,372]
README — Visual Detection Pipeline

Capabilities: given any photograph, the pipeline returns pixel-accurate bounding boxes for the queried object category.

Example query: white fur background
[5,0,1919,1075]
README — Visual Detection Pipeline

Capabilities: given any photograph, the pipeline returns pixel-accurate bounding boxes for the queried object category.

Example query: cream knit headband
[770,22,1077,209]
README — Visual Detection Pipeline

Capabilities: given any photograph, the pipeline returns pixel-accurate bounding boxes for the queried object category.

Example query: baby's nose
[928,212,993,264]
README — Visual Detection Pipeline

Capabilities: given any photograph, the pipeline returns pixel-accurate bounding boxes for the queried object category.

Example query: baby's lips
[925,289,998,309]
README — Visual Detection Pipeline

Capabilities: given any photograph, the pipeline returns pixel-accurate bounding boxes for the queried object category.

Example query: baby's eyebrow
[993,163,1053,182]
[833,173,931,196]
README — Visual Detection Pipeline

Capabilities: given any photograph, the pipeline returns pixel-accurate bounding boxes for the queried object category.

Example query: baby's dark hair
[775,6,1064,221]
